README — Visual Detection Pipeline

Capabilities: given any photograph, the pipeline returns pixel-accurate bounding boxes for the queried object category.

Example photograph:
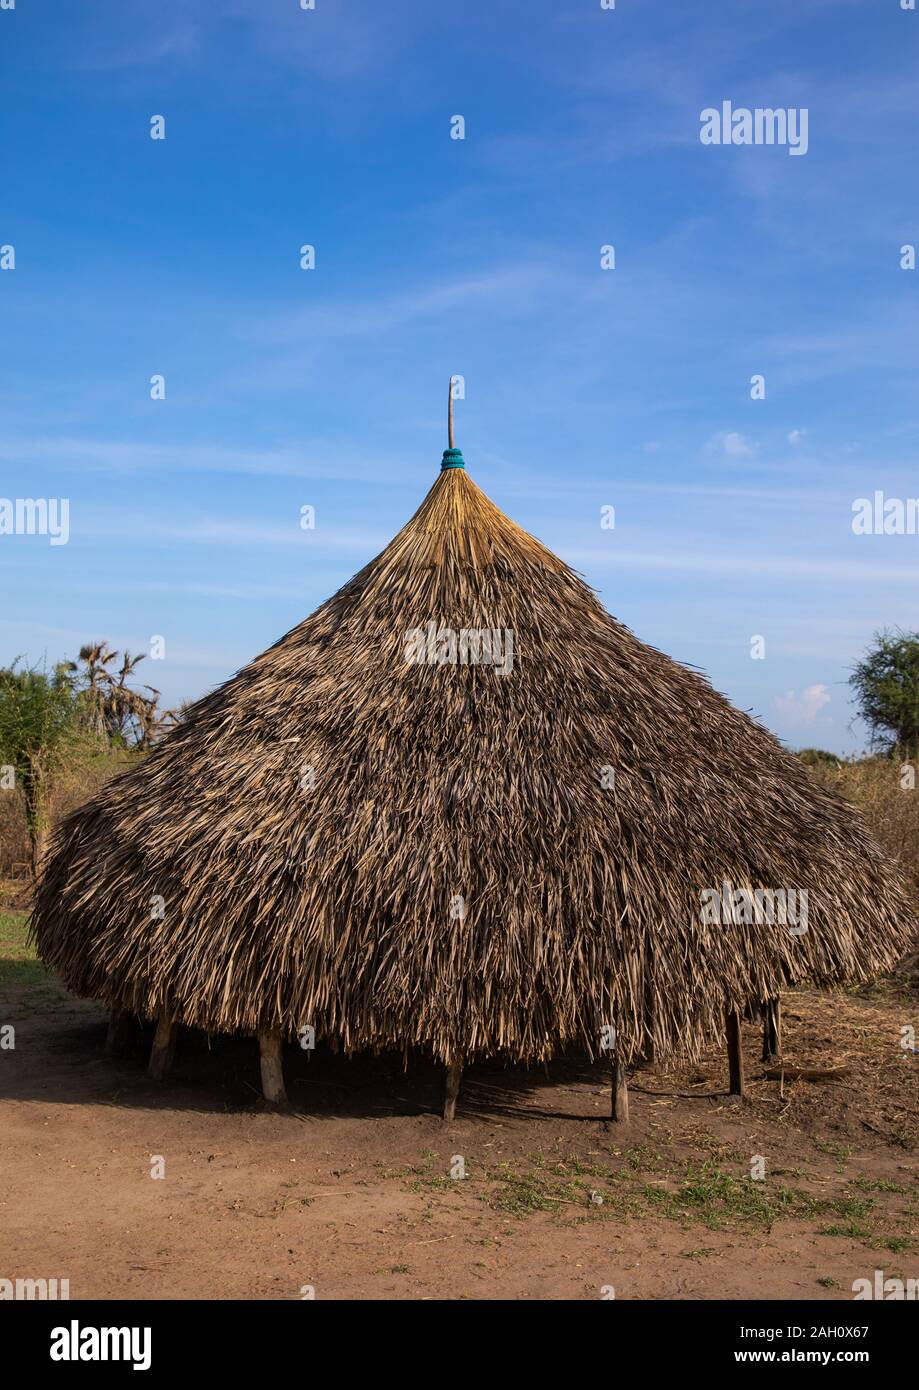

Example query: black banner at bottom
[4,1296,914,1375]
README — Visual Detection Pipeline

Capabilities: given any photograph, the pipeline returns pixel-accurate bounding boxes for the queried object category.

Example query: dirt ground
[1,913,916,1301]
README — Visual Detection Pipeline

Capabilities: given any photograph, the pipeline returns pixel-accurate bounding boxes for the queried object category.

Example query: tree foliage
[72,641,165,748]
[0,642,173,878]
[850,629,919,754]
[0,660,82,874]
[797,747,841,768]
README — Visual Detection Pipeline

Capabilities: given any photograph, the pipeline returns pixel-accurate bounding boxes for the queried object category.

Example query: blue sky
[1,0,917,752]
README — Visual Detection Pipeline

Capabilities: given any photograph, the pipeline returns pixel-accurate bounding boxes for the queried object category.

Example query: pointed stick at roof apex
[441,377,465,470]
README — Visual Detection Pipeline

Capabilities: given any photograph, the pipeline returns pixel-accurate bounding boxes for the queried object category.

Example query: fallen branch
[763,1065,850,1082]
[630,1086,728,1099]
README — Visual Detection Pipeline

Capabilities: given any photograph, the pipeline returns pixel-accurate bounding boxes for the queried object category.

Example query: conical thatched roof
[32,453,914,1066]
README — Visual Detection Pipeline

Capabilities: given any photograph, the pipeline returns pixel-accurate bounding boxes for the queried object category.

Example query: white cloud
[141,516,388,550]
[710,430,754,458]
[773,684,831,724]
[787,429,805,445]
[251,263,554,345]
[0,435,416,485]
[563,546,919,586]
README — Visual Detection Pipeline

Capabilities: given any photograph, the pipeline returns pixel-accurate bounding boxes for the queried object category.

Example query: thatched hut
[32,413,914,1118]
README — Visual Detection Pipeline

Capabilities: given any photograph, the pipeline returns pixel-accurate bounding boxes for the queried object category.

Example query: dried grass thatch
[32,463,915,1066]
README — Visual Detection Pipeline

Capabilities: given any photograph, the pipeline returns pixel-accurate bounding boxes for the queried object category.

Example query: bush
[805,755,919,903]
[797,748,841,768]
[0,741,140,881]
[850,630,919,754]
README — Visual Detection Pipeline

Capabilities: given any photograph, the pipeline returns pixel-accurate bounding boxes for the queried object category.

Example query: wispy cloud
[773,684,831,724]
[150,517,388,550]
[248,263,559,347]
[0,436,417,485]
[562,547,919,586]
[709,430,755,459]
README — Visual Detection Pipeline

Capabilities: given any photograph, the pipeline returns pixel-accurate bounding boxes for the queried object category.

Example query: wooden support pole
[762,997,782,1062]
[443,1057,463,1121]
[611,1057,630,1123]
[645,947,656,1066]
[259,1029,288,1107]
[105,1009,137,1058]
[726,1008,745,1096]
[148,1012,179,1081]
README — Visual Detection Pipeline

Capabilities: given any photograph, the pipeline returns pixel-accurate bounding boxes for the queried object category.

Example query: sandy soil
[1,962,916,1301]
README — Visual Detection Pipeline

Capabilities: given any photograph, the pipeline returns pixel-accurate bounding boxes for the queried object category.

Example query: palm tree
[73,643,165,746]
[77,641,119,737]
